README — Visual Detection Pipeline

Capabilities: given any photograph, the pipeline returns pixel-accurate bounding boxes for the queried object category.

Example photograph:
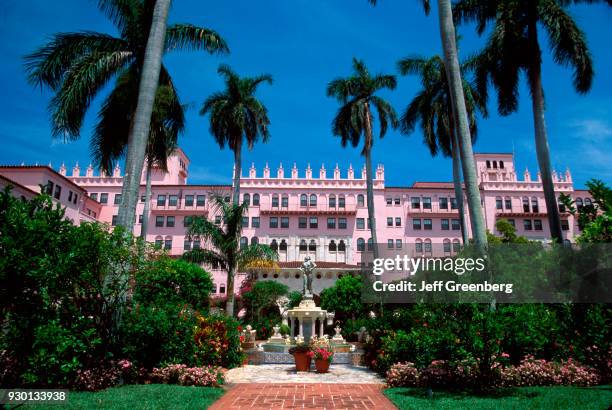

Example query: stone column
[299,319,303,337]
[290,317,295,337]
[319,317,324,337]
[311,318,316,338]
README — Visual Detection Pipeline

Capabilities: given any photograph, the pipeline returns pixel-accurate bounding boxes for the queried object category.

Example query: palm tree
[398,54,488,244]
[183,195,278,317]
[453,0,598,243]
[200,65,272,205]
[327,58,399,258]
[25,0,228,229]
[366,0,489,249]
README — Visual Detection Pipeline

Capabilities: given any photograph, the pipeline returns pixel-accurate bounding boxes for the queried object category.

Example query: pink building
[0,148,590,296]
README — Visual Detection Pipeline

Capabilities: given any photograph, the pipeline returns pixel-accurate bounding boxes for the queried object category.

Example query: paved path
[208,383,396,409]
[225,364,385,384]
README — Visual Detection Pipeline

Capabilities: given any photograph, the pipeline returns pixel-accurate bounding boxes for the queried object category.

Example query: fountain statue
[300,256,316,299]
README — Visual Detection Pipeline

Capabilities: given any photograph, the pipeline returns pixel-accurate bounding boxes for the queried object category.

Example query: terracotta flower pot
[293,352,312,372]
[315,359,330,373]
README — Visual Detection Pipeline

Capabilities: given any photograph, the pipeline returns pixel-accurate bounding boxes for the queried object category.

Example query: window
[196,195,206,206]
[584,198,592,207]
[493,161,498,169]
[523,219,533,231]
[505,198,512,210]
[309,217,318,228]
[357,218,365,229]
[576,198,583,210]
[441,219,450,230]
[45,180,54,195]
[411,197,420,209]
[451,219,460,230]
[164,238,172,250]
[508,219,516,228]
[329,240,337,252]
[439,197,448,210]
[90,193,98,201]
[424,240,432,254]
[453,240,461,253]
[272,194,279,207]
[299,240,307,252]
[298,217,307,229]
[496,197,503,210]
[270,239,278,251]
[558,197,566,213]
[531,197,539,213]
[114,193,122,205]
[394,197,401,205]
[386,197,392,205]
[300,194,308,206]
[279,239,287,251]
[167,195,177,206]
[561,220,569,231]
[219,284,226,294]
[242,217,249,227]
[139,214,143,224]
[443,239,451,253]
[413,218,422,230]
[450,197,457,209]
[269,217,278,228]
[251,236,259,245]
[310,194,317,206]
[339,196,346,208]
[486,160,491,169]
[357,238,365,252]
[423,219,432,230]
[111,215,118,226]
[252,217,260,228]
[395,217,402,227]
[338,240,346,252]
[338,218,347,229]
[327,218,336,229]
[387,239,394,249]
[329,195,336,208]
[100,193,108,204]
[157,195,166,206]
[243,193,250,205]
[156,216,164,227]
[281,217,289,228]
[166,216,175,227]
[215,215,222,225]
[387,217,393,227]
[423,197,432,209]
[155,238,163,248]
[281,195,289,207]
[357,194,365,207]
[184,216,193,227]
[193,239,201,250]
[53,185,61,199]
[500,161,504,169]
[184,239,192,250]
[534,219,543,231]
[415,240,423,253]
[140,195,145,202]
[185,195,194,206]
[367,238,374,251]
[396,239,403,249]
[240,237,248,250]
[523,197,530,212]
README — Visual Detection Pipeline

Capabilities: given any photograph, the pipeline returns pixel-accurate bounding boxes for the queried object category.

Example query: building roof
[277,261,360,269]
[0,165,89,193]
[0,174,39,196]
[411,182,456,189]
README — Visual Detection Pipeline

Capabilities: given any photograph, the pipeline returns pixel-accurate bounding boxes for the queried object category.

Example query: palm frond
[165,24,229,54]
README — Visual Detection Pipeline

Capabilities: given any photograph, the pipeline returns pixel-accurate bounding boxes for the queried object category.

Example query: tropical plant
[241,280,288,323]
[182,194,278,317]
[366,0,488,249]
[560,179,612,243]
[24,0,228,229]
[200,65,272,204]
[398,53,487,243]
[454,0,599,243]
[327,58,399,256]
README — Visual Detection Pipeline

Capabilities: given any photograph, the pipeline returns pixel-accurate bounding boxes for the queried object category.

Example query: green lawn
[385,386,612,410]
[25,384,225,410]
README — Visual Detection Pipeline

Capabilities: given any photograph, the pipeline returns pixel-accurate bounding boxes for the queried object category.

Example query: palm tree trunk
[528,21,563,244]
[451,132,469,244]
[117,0,171,230]
[225,266,236,317]
[437,0,487,250]
[232,138,242,205]
[140,162,153,239]
[363,102,379,259]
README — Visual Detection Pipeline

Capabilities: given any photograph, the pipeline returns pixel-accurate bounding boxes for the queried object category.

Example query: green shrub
[320,275,366,321]
[193,315,244,368]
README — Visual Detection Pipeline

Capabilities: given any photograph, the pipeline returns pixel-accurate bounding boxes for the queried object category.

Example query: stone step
[245,350,364,366]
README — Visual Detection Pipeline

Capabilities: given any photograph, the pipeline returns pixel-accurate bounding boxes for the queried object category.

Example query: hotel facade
[0,149,590,296]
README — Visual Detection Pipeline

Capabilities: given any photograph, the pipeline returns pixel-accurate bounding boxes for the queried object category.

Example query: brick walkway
[208,383,396,409]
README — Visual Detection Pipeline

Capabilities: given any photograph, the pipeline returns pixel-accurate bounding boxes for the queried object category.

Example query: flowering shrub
[193,315,244,368]
[499,356,600,387]
[386,362,419,387]
[584,344,612,383]
[73,364,120,391]
[150,364,224,387]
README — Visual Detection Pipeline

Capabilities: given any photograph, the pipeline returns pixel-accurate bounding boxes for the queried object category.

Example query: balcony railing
[259,203,357,215]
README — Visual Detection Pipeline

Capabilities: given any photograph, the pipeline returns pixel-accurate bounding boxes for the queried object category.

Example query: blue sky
[0,0,610,187]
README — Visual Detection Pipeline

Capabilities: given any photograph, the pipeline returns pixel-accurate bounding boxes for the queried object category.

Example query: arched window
[329,194,336,208]
[443,239,451,254]
[155,235,163,248]
[357,194,365,207]
[531,197,539,213]
[357,238,365,252]
[240,236,248,250]
[251,236,259,245]
[270,239,278,251]
[415,239,423,254]
[584,198,592,206]
[576,197,584,209]
[367,238,373,251]
[279,239,287,251]
[328,240,337,252]
[338,195,346,208]
[272,194,279,207]
[281,195,289,207]
[299,239,307,251]
[558,196,566,213]
[219,284,226,294]
[300,194,308,207]
[309,239,317,251]
[252,193,260,206]
[338,240,346,252]
[310,194,317,206]
[424,239,432,254]
[243,193,250,205]
[452,239,461,253]
[522,197,530,212]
